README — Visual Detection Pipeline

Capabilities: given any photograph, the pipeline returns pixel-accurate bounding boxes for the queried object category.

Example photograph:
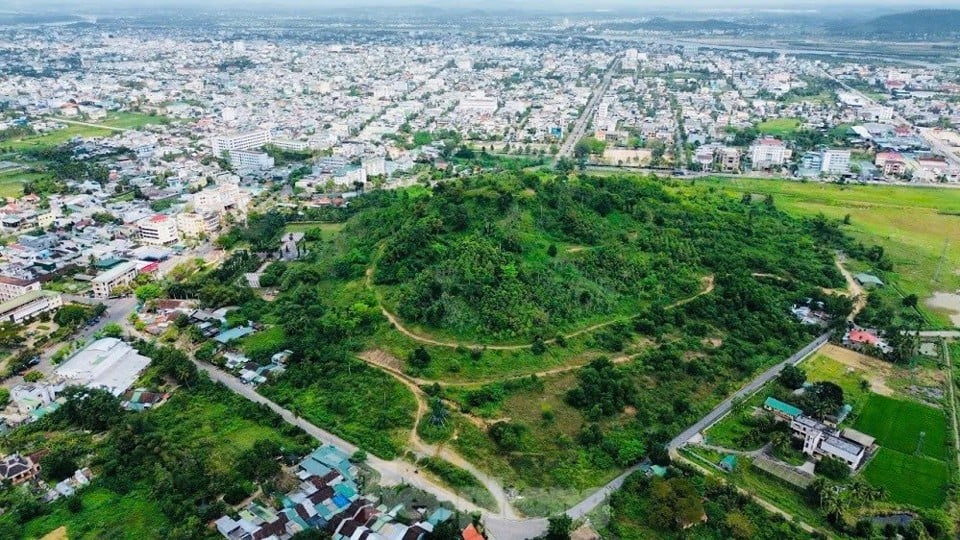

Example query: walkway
[192,360,491,516]
[52,117,127,132]
[375,274,713,351]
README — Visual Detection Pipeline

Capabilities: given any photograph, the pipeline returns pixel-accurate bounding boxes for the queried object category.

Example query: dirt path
[52,117,128,132]
[941,340,960,477]
[835,255,867,321]
[358,349,639,388]
[752,256,865,322]
[670,448,822,535]
[363,354,520,519]
[373,271,714,351]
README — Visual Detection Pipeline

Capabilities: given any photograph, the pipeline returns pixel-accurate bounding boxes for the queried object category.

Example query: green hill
[360,173,844,341]
[834,9,960,40]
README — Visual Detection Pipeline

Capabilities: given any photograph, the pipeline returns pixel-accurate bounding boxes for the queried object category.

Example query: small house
[854,273,884,288]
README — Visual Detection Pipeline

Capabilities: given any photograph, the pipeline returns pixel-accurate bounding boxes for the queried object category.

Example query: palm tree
[429,398,448,427]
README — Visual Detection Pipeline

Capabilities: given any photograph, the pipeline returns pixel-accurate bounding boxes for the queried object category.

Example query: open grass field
[3,124,114,152]
[283,221,346,235]
[861,448,949,508]
[853,394,948,461]
[756,118,802,136]
[0,169,35,198]
[21,486,170,540]
[803,352,874,412]
[96,112,169,129]
[692,178,960,323]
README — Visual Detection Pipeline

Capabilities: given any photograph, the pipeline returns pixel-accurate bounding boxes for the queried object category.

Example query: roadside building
[0,290,62,324]
[749,137,788,170]
[821,149,851,175]
[764,396,802,421]
[55,338,151,396]
[790,415,869,470]
[91,260,138,298]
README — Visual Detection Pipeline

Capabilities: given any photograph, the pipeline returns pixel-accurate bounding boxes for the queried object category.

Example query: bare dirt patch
[819,344,944,396]
[358,348,406,373]
[925,292,960,326]
[819,344,896,396]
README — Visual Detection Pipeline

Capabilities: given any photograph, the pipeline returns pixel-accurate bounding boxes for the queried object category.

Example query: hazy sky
[6,0,960,9]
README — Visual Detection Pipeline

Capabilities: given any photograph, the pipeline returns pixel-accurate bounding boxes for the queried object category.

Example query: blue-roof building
[214,326,255,345]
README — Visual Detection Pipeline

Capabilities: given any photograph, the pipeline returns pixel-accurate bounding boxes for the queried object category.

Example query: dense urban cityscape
[0,4,960,540]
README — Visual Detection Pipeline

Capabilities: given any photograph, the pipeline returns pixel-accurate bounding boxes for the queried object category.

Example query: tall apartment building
[138,215,179,246]
[211,130,272,155]
[176,212,220,238]
[228,150,275,170]
[0,276,41,302]
[749,137,789,170]
[821,149,851,175]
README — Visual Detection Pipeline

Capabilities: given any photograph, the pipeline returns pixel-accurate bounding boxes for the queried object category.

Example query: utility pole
[932,239,949,284]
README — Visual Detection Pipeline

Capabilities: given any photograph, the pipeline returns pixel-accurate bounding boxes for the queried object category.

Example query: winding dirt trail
[365,353,520,519]
[359,349,641,388]
[371,270,714,351]
[752,256,866,322]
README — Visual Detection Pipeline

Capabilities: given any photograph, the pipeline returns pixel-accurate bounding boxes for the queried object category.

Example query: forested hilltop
[148,170,878,519]
[359,173,844,341]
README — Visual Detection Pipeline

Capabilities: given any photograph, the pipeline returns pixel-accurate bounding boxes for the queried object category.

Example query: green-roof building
[764,396,802,419]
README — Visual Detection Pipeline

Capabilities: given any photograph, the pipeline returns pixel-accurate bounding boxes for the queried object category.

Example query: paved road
[192,362,492,510]
[554,57,620,163]
[667,332,831,451]
[917,330,960,338]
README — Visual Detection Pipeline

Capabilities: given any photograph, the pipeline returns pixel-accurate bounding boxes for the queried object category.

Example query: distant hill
[600,17,761,33]
[831,9,960,40]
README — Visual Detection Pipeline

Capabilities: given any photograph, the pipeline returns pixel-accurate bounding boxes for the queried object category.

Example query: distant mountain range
[831,9,960,39]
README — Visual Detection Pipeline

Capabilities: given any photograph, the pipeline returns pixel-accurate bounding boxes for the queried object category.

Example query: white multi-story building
[138,215,178,246]
[0,290,62,324]
[177,212,219,238]
[0,276,40,302]
[749,137,789,170]
[821,150,851,175]
[194,182,249,216]
[457,93,498,115]
[271,139,309,152]
[211,130,272,155]
[790,415,872,470]
[228,150,275,170]
[91,261,139,298]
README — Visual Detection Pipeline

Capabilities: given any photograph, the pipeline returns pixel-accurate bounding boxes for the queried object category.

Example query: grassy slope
[696,178,960,321]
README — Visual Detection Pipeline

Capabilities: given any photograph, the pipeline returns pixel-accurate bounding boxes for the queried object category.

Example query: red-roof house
[462,524,484,540]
